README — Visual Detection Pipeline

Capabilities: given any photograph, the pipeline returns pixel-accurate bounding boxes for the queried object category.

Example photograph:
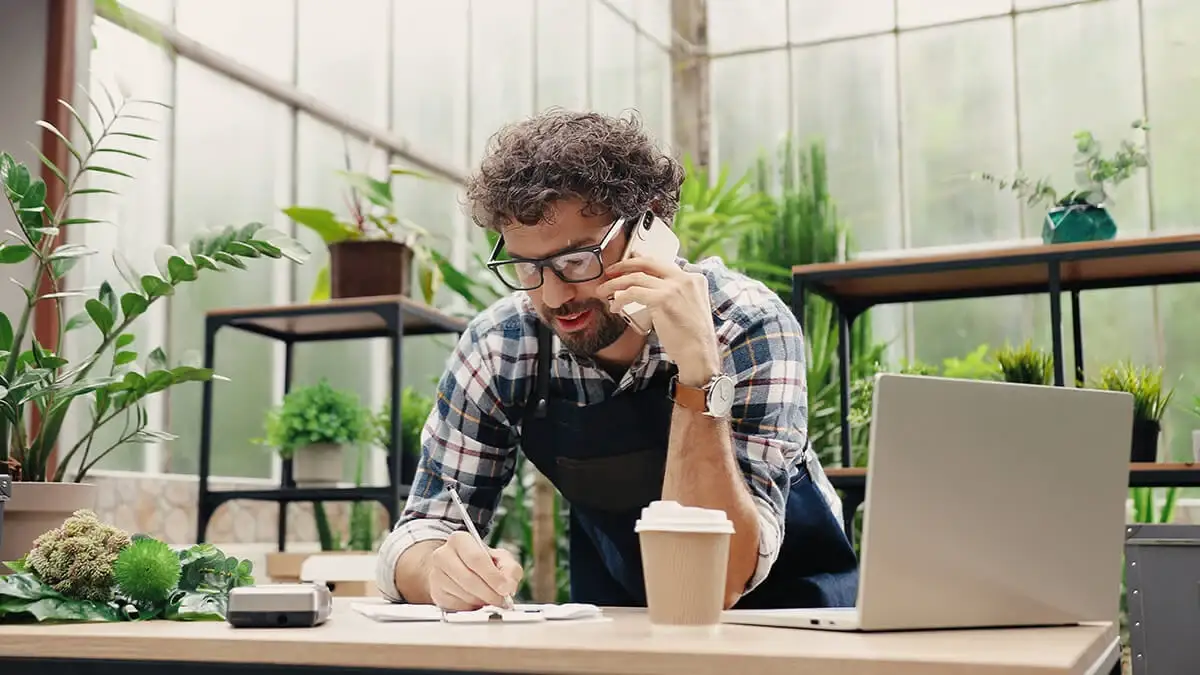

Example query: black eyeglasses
[486,216,629,291]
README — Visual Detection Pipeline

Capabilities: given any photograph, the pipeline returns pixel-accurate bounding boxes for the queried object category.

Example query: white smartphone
[618,211,681,334]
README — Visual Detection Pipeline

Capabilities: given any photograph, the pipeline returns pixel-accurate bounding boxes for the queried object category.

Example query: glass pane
[291,117,386,483]
[1015,0,1147,237]
[292,0,393,482]
[1014,0,1155,401]
[1143,0,1200,233]
[897,0,1012,28]
[707,0,788,53]
[468,0,534,166]
[710,51,791,178]
[636,39,671,143]
[393,0,469,170]
[788,0,895,43]
[636,0,672,45]
[1015,0,1076,9]
[71,19,175,473]
[174,0,295,80]
[1145,0,1200,463]
[167,63,294,479]
[591,1,638,116]
[791,35,902,253]
[536,0,589,110]
[296,0,389,126]
[899,17,1026,366]
[899,17,1020,248]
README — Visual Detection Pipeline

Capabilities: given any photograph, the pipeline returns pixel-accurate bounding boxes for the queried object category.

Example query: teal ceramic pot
[1042,203,1118,244]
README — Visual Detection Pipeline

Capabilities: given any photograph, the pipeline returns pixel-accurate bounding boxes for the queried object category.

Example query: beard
[540,297,628,356]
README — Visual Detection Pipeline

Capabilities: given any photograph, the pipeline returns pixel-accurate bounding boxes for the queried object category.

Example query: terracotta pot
[291,443,344,487]
[328,240,413,299]
[0,481,97,572]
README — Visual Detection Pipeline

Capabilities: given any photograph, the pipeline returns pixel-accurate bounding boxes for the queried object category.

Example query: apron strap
[534,322,552,419]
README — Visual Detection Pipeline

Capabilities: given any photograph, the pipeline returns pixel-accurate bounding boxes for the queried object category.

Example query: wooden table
[0,598,1121,675]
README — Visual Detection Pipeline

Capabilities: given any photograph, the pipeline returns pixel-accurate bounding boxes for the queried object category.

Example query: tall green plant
[673,156,776,265]
[1095,362,1174,423]
[737,137,888,466]
[0,90,307,482]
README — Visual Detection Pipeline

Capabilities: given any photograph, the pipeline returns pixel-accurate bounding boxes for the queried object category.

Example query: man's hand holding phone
[598,255,723,386]
[426,531,524,611]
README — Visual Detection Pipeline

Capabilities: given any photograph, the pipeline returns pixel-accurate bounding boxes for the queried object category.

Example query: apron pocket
[555,448,666,513]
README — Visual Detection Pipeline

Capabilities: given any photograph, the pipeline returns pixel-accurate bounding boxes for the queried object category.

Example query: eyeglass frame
[484,214,634,291]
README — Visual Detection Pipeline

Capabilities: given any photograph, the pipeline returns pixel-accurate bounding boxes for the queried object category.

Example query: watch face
[708,376,736,416]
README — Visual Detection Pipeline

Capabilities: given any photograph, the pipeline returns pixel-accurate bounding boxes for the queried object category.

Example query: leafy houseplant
[260,379,373,488]
[282,158,452,304]
[0,509,254,623]
[995,340,1053,386]
[976,119,1149,244]
[305,387,434,556]
[1095,362,1174,463]
[0,91,307,563]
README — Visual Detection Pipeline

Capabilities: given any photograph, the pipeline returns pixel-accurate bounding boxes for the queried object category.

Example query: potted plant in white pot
[260,379,373,488]
[0,92,308,566]
[974,119,1149,244]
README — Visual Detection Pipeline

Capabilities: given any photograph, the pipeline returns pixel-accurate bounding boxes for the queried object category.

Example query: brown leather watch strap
[670,376,708,412]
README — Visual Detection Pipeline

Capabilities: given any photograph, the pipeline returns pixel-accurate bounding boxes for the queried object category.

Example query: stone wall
[86,470,393,547]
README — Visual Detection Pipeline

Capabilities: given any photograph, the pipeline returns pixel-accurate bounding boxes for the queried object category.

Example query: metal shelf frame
[195,297,467,550]
[791,234,1200,538]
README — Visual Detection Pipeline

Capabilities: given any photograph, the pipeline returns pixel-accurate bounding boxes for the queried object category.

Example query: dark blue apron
[518,323,859,609]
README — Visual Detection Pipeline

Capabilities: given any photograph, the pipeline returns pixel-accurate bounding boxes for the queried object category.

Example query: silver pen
[446,483,515,610]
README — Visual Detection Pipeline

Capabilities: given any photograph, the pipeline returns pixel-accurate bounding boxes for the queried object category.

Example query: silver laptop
[722,373,1133,632]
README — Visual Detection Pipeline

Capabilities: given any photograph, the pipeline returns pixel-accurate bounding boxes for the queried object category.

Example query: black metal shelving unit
[790,233,1200,534]
[194,295,468,550]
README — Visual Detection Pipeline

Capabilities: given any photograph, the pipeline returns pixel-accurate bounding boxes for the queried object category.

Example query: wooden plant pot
[328,240,413,299]
[1130,419,1160,463]
[291,443,345,488]
[0,481,97,572]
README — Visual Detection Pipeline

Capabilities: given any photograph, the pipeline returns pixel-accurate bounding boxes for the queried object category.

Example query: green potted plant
[0,91,307,565]
[0,509,255,623]
[1095,362,1174,463]
[281,151,463,304]
[372,386,435,484]
[260,379,373,487]
[995,340,1053,386]
[975,119,1149,244]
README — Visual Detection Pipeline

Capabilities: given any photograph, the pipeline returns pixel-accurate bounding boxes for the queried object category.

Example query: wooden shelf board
[206,295,469,339]
[792,233,1200,303]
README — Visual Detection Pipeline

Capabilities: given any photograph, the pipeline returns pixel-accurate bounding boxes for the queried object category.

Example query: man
[375,109,858,611]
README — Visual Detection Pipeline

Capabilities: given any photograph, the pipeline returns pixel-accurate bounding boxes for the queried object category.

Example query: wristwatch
[670,373,736,418]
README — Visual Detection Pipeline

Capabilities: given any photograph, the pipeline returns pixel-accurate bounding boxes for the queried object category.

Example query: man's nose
[540,272,575,308]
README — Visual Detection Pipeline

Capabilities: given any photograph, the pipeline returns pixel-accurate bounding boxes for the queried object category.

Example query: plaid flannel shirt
[375,256,843,600]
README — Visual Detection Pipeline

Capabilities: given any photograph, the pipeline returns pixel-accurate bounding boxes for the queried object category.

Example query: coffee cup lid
[634,500,734,534]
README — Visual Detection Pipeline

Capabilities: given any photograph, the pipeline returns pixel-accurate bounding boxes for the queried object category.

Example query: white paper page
[351,602,603,623]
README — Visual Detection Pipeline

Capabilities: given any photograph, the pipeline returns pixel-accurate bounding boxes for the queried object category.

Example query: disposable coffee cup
[635,500,734,631]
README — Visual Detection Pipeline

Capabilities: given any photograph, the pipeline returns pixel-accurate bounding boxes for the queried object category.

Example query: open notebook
[352,601,604,624]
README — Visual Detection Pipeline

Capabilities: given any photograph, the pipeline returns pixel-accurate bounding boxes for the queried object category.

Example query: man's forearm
[662,404,761,608]
[393,539,443,604]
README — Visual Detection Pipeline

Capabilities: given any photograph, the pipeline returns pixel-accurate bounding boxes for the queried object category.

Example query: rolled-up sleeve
[724,309,809,593]
[375,325,518,601]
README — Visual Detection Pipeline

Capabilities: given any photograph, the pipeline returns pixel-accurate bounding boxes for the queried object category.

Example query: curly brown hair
[464,109,685,232]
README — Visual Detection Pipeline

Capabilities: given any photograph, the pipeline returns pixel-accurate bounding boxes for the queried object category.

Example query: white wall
[0,0,48,325]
